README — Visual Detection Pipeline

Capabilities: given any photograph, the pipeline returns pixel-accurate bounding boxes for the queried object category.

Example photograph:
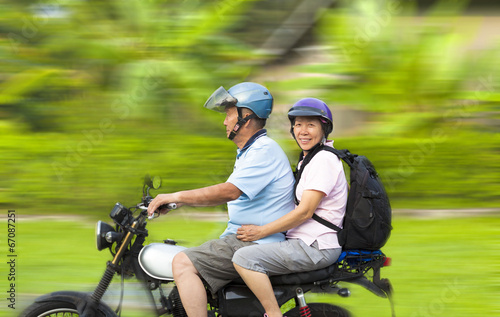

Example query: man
[147,82,295,316]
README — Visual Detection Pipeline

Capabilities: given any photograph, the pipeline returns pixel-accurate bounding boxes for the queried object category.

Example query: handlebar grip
[166,203,177,210]
[148,203,178,220]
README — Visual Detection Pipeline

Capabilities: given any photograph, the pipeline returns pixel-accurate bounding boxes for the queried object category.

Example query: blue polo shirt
[221,130,295,244]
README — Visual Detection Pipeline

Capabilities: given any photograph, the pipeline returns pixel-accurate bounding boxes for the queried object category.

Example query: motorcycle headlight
[95,220,116,251]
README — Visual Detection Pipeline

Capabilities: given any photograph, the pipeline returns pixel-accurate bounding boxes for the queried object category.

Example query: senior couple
[147,82,348,317]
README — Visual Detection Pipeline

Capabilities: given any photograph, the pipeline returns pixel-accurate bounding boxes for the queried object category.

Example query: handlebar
[147,203,177,220]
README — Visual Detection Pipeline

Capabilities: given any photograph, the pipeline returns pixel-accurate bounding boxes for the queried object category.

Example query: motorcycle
[21,176,395,317]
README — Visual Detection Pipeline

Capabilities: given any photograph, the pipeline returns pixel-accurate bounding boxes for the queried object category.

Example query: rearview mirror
[151,176,162,189]
[143,174,162,197]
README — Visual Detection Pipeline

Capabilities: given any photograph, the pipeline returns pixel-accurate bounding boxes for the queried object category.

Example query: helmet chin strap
[228,107,257,141]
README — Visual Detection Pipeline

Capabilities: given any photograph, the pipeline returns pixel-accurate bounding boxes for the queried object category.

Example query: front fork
[81,220,140,317]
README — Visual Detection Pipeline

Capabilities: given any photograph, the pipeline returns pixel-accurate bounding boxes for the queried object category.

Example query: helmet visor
[203,86,238,113]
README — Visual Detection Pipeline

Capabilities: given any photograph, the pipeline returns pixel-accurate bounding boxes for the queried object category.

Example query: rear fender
[347,276,388,298]
[34,291,116,317]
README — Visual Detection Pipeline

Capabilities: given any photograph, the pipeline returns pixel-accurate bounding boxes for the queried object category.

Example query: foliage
[271,0,500,208]
[1,0,500,215]
[338,132,500,208]
[0,0,260,132]
[319,0,474,112]
[0,0,262,215]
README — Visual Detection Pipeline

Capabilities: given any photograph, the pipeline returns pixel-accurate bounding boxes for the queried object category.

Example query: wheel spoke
[35,308,79,317]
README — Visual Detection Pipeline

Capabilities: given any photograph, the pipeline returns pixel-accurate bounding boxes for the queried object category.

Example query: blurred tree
[0,0,272,214]
[1,0,499,213]
[266,0,500,208]
[0,0,261,133]
[281,0,499,136]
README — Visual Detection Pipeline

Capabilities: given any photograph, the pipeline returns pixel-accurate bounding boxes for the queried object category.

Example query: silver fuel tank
[138,243,187,280]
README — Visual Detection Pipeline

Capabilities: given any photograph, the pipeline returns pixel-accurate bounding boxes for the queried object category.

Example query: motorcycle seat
[230,250,384,286]
[230,264,334,286]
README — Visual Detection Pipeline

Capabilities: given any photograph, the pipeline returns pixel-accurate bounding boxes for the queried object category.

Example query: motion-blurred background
[1,0,499,316]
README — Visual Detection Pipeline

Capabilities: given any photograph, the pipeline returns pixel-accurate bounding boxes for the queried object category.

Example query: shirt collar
[236,129,267,158]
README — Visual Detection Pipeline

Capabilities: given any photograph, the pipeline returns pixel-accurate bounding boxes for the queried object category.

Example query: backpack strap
[321,147,356,169]
[293,143,324,205]
[311,213,342,232]
[294,144,351,232]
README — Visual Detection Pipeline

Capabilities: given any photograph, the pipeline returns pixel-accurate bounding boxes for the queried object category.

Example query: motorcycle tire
[285,303,351,317]
[20,301,110,317]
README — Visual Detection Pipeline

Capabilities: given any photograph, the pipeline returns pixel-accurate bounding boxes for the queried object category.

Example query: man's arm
[147,182,242,216]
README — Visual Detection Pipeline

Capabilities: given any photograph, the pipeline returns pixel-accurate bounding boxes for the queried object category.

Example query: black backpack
[294,145,392,251]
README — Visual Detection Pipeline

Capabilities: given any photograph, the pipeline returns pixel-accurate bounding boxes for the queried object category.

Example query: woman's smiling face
[293,116,324,155]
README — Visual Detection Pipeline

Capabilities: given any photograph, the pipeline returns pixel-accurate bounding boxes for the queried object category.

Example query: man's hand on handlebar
[147,193,179,218]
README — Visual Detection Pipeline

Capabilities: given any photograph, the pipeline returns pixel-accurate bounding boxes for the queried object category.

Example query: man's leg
[172,252,207,317]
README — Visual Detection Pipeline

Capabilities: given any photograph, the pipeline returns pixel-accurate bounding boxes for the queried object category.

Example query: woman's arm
[236,189,325,242]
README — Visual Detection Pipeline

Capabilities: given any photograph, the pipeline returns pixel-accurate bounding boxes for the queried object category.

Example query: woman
[232,97,349,317]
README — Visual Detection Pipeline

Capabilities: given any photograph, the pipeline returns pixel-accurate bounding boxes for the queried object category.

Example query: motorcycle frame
[85,208,394,317]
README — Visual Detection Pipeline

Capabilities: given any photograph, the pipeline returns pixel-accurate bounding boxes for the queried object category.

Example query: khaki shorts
[183,234,256,293]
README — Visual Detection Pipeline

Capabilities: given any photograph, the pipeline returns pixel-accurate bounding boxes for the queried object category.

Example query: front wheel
[20,292,116,317]
[21,301,84,317]
[285,303,351,317]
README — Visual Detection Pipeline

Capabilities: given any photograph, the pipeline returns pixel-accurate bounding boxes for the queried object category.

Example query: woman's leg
[234,263,283,317]
[232,239,340,317]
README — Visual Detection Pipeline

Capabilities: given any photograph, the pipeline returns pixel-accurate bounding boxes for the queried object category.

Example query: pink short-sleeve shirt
[286,141,349,249]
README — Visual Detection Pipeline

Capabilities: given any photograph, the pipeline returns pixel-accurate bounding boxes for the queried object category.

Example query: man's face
[224,106,239,139]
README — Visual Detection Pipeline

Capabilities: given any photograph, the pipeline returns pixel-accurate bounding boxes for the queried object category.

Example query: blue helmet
[204,82,273,119]
[228,82,273,119]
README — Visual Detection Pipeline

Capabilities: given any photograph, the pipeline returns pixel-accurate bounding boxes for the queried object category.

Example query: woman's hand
[236,190,325,239]
[236,225,266,242]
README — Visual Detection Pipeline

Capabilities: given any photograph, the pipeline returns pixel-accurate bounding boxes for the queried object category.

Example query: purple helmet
[288,98,333,136]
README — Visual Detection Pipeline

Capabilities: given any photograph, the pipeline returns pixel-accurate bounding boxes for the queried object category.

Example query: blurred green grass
[6,214,500,317]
